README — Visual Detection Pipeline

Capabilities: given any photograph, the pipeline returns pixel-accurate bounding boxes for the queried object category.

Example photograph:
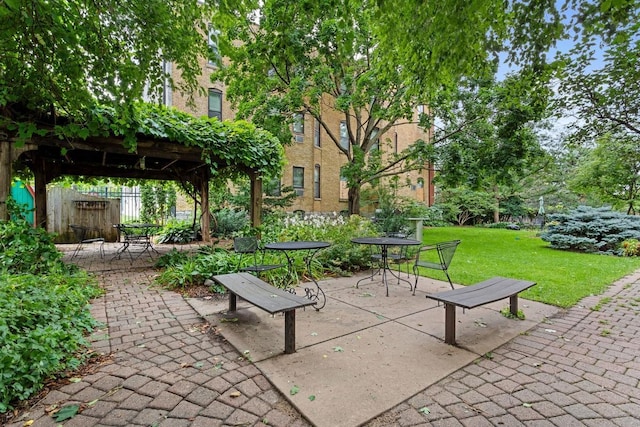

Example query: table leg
[303,248,326,310]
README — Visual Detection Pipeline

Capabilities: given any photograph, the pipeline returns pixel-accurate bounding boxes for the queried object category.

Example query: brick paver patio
[7,244,640,426]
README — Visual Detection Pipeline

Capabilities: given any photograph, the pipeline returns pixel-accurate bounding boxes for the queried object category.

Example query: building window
[370,127,379,151]
[208,89,222,119]
[208,26,220,65]
[314,164,321,199]
[339,175,348,200]
[293,113,304,143]
[293,167,304,188]
[314,118,321,147]
[340,121,349,150]
[394,133,398,154]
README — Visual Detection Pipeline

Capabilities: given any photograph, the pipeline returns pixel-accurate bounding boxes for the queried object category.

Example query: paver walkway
[8,244,640,426]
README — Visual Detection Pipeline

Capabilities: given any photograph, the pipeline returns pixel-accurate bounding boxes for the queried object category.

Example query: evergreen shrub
[541,206,640,254]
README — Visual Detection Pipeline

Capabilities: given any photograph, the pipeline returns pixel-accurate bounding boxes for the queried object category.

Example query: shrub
[621,239,640,257]
[540,206,640,254]
[156,220,199,244]
[211,209,248,237]
[0,218,66,275]
[275,213,379,275]
[0,273,102,412]
[155,247,236,291]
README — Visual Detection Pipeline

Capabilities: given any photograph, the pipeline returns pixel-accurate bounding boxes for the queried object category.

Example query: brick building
[160,57,435,215]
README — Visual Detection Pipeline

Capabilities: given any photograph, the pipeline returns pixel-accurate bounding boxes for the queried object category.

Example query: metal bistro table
[264,241,331,310]
[351,236,420,296]
[113,223,161,261]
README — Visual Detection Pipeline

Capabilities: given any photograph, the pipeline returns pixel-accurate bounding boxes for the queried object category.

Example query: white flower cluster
[283,212,347,229]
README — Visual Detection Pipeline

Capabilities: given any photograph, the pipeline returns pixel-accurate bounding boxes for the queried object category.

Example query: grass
[412,226,640,308]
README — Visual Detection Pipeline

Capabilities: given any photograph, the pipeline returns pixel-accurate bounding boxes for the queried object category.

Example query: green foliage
[211,209,249,238]
[569,134,640,215]
[156,220,198,245]
[556,1,640,148]
[155,247,236,291]
[0,273,103,412]
[8,102,285,181]
[274,214,380,276]
[621,239,640,257]
[1,0,213,126]
[540,206,640,254]
[0,211,67,275]
[500,307,525,320]
[140,182,177,225]
[211,1,480,214]
[434,187,496,226]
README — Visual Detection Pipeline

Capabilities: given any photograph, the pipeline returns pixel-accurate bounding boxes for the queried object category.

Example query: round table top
[351,237,420,246]
[265,241,331,250]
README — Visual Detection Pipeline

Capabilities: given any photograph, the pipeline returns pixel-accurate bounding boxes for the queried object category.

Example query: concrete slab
[256,322,477,427]
[188,272,560,427]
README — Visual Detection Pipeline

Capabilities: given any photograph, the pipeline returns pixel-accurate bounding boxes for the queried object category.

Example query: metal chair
[233,236,284,275]
[412,239,461,294]
[70,224,105,259]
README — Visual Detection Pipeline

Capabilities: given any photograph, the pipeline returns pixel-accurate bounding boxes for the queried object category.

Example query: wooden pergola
[0,135,265,242]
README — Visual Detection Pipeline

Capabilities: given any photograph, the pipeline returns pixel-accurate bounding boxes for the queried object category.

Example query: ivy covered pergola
[0,103,284,242]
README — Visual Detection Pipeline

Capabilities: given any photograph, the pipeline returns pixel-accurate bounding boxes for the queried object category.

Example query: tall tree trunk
[348,185,360,216]
[492,185,500,223]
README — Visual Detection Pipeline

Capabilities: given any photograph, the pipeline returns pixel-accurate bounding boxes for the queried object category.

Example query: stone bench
[211,272,316,354]
[426,276,536,345]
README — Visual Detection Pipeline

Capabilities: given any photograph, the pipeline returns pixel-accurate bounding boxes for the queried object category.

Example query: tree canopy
[555,0,640,146]
[0,0,212,133]
[210,0,562,214]
[432,75,551,222]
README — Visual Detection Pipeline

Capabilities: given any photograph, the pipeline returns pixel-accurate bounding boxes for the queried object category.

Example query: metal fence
[77,186,142,222]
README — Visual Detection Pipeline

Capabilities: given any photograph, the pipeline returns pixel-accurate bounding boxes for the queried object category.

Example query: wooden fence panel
[47,187,121,243]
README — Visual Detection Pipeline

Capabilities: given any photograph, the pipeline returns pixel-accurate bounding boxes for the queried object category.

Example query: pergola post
[249,171,262,230]
[0,140,11,221]
[198,169,211,243]
[33,155,48,229]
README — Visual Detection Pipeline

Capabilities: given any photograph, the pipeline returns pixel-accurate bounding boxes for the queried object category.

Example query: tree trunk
[492,185,500,223]
[348,185,360,216]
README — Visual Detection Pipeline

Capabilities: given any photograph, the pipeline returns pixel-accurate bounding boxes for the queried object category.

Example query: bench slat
[427,276,536,309]
[213,273,316,314]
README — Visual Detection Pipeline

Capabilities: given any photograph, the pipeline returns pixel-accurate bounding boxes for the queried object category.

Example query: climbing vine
[7,102,286,179]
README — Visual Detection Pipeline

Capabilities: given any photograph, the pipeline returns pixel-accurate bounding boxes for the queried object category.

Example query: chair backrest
[436,240,461,268]
[233,236,259,254]
[70,224,87,242]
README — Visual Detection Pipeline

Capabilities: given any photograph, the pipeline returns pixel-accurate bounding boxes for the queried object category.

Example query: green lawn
[413,226,640,308]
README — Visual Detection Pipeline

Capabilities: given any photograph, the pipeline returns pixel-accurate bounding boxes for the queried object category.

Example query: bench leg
[228,292,237,312]
[284,310,296,354]
[444,303,456,345]
[510,294,518,316]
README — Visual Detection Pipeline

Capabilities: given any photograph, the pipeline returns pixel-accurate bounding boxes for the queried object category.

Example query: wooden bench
[426,276,536,345]
[211,272,317,354]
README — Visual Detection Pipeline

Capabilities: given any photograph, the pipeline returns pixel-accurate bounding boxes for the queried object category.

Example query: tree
[432,75,551,222]
[569,134,640,214]
[555,0,640,146]
[0,0,213,127]
[210,0,562,215]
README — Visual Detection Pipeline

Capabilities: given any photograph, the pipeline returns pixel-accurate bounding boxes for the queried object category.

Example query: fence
[77,186,142,223]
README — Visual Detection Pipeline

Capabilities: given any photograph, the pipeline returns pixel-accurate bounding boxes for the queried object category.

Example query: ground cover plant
[0,207,103,413]
[417,226,640,308]
[155,213,380,290]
